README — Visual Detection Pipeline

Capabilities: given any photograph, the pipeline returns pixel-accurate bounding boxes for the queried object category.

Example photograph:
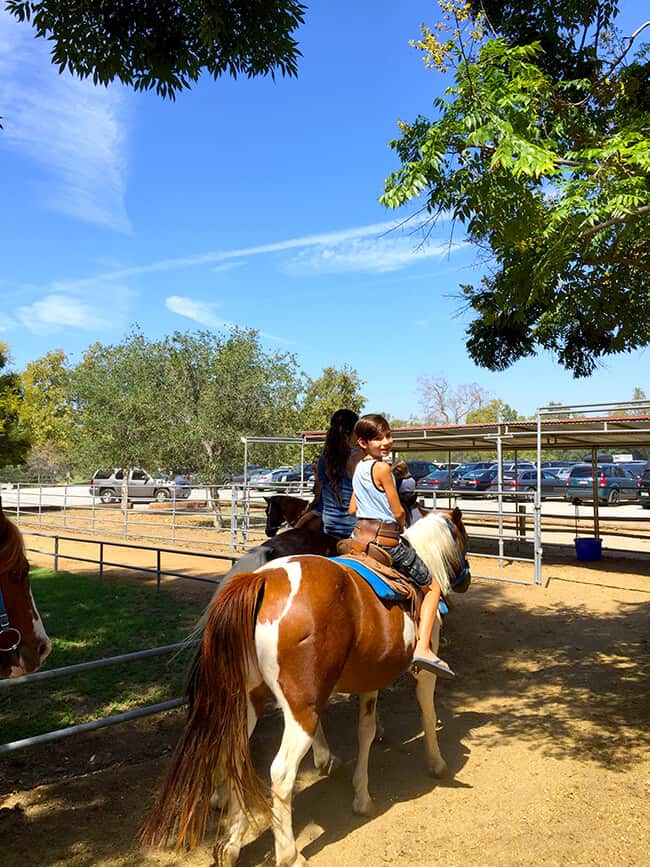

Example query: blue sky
[1,1,647,422]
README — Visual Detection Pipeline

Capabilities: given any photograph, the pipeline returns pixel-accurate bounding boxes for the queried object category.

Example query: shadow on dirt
[2,574,649,867]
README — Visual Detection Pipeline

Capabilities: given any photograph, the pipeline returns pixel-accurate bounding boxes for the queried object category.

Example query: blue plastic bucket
[574,537,602,561]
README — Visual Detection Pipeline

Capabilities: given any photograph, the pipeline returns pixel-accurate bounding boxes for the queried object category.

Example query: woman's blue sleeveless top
[318,454,356,538]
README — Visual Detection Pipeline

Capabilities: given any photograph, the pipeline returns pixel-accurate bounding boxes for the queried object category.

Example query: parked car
[453,467,498,492]
[490,460,536,471]
[89,467,191,503]
[488,469,563,499]
[417,469,454,490]
[639,468,650,509]
[248,468,275,486]
[540,460,575,468]
[564,463,640,505]
[229,465,267,484]
[452,461,494,480]
[283,463,316,483]
[617,460,650,478]
[553,466,574,481]
[406,461,439,481]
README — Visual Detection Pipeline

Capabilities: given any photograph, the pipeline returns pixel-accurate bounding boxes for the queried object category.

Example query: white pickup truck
[89,467,191,503]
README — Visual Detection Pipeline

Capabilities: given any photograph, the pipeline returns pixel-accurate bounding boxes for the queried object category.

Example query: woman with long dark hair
[318,408,361,539]
[296,408,361,539]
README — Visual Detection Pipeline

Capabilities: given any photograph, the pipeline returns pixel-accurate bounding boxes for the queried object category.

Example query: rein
[444,517,471,590]
[0,584,21,653]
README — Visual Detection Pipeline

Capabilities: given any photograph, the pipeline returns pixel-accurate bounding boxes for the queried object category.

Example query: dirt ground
[1,537,649,867]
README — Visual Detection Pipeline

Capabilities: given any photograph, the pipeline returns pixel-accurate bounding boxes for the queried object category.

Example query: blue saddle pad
[331,556,448,615]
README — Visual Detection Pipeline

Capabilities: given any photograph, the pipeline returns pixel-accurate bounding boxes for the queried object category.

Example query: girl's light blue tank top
[352,459,395,523]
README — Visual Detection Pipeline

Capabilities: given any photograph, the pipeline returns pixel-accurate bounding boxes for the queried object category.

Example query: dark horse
[0,498,51,678]
[142,510,471,865]
[264,495,310,536]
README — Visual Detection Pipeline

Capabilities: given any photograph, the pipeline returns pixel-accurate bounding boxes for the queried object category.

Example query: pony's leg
[352,691,378,816]
[270,711,314,866]
[415,614,448,778]
[311,720,341,775]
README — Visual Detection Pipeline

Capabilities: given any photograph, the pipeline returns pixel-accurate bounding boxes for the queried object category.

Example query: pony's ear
[451,506,462,527]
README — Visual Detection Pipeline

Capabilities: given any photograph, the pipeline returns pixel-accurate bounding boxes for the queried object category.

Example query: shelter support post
[534,411,543,585]
[591,447,600,540]
[497,420,504,567]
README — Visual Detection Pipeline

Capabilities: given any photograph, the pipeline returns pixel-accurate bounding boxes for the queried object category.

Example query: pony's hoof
[428,760,448,779]
[352,795,375,816]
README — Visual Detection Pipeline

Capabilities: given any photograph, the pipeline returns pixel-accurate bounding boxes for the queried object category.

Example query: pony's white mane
[403,513,457,597]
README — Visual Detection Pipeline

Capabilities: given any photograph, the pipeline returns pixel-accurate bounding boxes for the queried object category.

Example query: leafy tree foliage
[0,343,30,468]
[69,328,304,479]
[7,0,306,99]
[382,0,650,376]
[300,365,366,433]
[466,398,521,423]
[159,329,304,478]
[19,350,74,453]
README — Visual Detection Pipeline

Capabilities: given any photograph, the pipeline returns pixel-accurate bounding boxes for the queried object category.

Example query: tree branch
[582,205,650,240]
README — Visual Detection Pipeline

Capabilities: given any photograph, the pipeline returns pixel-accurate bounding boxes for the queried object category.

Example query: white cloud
[211,261,246,273]
[284,236,464,275]
[165,295,294,345]
[17,294,110,335]
[0,312,16,332]
[0,9,129,231]
[54,216,461,290]
[165,296,228,329]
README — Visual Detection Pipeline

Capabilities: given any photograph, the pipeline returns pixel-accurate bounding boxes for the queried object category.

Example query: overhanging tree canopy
[381,0,650,376]
[6,0,306,98]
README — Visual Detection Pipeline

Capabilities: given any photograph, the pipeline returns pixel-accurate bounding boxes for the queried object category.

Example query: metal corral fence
[0,480,313,552]
[0,537,237,756]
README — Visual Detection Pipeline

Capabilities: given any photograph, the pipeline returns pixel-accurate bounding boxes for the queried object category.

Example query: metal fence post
[230,485,238,552]
[54,535,59,572]
[99,541,104,580]
[156,549,161,592]
[63,483,68,528]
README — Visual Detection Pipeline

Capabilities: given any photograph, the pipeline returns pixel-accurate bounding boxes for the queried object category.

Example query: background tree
[382,0,650,377]
[466,398,521,423]
[6,1,306,100]
[418,374,489,424]
[19,350,74,455]
[0,343,30,468]
[70,328,169,473]
[160,329,305,479]
[300,364,366,433]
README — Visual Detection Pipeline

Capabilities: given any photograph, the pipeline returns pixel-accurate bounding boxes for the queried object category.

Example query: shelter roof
[302,415,650,454]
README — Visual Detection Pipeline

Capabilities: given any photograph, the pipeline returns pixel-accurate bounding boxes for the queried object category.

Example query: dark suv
[640,468,650,509]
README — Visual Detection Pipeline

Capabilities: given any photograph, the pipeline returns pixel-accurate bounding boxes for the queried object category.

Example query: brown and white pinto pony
[0,498,51,678]
[142,510,470,866]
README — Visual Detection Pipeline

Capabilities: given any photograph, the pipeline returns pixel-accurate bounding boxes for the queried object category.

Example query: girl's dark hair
[323,408,359,501]
[355,413,391,442]
[391,460,411,481]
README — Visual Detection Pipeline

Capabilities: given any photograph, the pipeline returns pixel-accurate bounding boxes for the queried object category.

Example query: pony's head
[264,496,283,536]
[264,495,310,537]
[404,508,471,597]
[0,499,51,678]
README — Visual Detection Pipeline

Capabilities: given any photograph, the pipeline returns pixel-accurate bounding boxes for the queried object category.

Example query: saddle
[336,537,422,619]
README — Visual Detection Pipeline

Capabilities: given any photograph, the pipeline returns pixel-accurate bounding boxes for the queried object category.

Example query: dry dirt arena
[2,539,649,867]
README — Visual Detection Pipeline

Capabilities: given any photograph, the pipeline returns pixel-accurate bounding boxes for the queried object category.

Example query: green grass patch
[1,568,203,745]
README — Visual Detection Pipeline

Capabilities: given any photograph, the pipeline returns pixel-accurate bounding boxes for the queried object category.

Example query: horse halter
[0,585,21,654]
[444,517,471,590]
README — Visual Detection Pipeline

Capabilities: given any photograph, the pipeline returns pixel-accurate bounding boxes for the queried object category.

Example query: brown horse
[0,498,51,678]
[142,510,470,865]
[264,495,310,536]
